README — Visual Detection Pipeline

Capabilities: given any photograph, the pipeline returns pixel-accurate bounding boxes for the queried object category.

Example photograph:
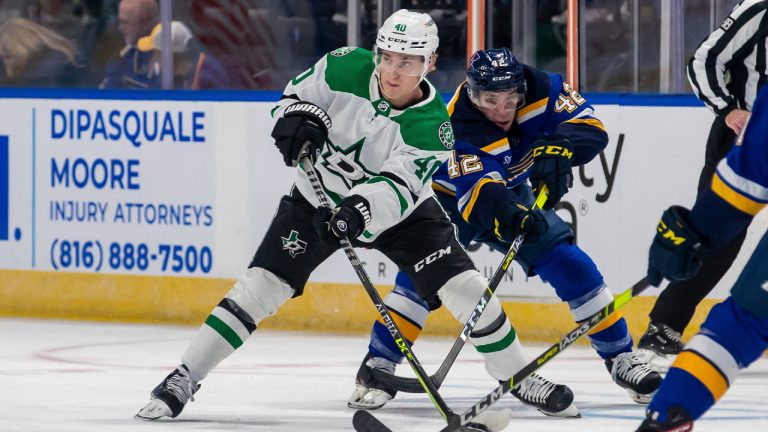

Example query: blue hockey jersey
[431,65,609,229]
[689,86,768,246]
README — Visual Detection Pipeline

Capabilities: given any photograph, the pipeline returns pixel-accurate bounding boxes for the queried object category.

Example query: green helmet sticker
[394,23,407,32]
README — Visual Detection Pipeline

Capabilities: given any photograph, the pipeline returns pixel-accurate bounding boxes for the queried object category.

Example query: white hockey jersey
[272,47,455,242]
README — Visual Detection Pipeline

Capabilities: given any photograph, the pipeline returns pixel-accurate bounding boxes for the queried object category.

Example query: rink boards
[0,89,765,341]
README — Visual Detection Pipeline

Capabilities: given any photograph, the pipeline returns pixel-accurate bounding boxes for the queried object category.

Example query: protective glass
[374,49,429,77]
[469,89,526,111]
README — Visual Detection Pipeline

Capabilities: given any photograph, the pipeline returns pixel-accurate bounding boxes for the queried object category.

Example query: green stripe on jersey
[475,327,517,353]
[324,48,373,99]
[205,314,244,349]
[367,176,408,215]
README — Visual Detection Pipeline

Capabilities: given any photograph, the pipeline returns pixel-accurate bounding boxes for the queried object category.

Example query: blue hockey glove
[494,201,548,244]
[312,195,371,242]
[272,102,332,167]
[647,205,704,287]
[529,134,574,210]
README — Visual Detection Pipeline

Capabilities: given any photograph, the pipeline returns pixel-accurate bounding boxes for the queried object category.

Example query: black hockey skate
[636,406,693,431]
[348,353,399,410]
[135,364,200,420]
[606,351,662,404]
[638,321,685,372]
[510,373,580,418]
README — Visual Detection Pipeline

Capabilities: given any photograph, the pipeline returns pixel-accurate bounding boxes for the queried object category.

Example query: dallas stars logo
[438,121,455,149]
[320,138,377,189]
[281,230,307,258]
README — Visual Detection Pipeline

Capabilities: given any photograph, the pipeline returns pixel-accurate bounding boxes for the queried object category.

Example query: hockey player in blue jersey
[636,88,768,432]
[349,48,661,416]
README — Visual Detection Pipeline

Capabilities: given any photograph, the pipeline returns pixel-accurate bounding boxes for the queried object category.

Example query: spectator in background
[0,17,83,87]
[137,20,238,89]
[100,0,159,89]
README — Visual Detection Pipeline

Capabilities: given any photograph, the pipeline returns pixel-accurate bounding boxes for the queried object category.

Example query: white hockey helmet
[374,9,439,77]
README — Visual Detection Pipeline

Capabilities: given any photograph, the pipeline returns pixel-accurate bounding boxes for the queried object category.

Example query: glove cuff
[337,195,371,238]
[497,201,529,231]
[660,205,704,248]
[283,102,332,133]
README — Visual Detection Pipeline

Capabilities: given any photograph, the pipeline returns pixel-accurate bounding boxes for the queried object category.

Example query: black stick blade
[353,410,393,432]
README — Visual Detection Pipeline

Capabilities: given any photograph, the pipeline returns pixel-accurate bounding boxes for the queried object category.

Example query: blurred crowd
[0,0,733,93]
[0,0,546,92]
[0,0,355,90]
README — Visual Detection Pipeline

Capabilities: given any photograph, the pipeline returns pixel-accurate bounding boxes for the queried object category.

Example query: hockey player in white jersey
[135,9,575,423]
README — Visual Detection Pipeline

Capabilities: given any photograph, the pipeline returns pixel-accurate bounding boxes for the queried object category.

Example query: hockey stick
[298,155,457,423]
[302,155,508,431]
[355,276,652,431]
[371,188,549,393]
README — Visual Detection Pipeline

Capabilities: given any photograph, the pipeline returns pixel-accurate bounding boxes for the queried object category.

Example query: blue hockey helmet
[466,48,526,94]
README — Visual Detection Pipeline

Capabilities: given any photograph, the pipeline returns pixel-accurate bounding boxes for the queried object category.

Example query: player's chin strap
[356,276,653,432]
[298,153,482,431]
[370,186,549,393]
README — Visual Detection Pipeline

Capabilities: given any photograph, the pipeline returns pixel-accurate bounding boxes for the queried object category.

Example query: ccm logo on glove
[532,144,573,159]
[529,133,574,210]
[656,219,690,245]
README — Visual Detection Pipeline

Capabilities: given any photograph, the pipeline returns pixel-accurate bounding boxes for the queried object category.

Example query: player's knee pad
[438,270,526,380]
[224,266,295,326]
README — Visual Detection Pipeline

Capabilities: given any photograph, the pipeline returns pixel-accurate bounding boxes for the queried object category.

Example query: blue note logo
[0,135,20,242]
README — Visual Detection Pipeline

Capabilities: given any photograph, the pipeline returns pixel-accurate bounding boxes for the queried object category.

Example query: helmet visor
[469,88,526,112]
[374,49,429,77]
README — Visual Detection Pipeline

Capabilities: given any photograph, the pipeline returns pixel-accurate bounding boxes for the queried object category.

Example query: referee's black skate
[636,406,693,431]
[135,365,200,420]
[606,351,662,404]
[510,373,580,418]
[348,354,398,410]
[638,321,685,372]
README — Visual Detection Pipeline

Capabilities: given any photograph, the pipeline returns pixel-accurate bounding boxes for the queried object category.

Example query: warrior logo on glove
[272,102,332,167]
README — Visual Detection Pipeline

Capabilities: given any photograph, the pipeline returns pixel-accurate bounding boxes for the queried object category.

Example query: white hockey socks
[438,270,528,380]
[181,267,294,382]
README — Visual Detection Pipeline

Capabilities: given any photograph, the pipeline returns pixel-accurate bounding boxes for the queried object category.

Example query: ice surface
[1,318,767,431]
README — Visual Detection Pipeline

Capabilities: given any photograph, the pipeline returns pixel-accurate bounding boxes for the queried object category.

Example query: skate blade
[539,403,581,418]
[347,400,386,411]
[627,388,655,405]
[134,399,172,420]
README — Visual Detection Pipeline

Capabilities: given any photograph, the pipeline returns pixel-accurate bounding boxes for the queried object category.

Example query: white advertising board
[0,99,217,276]
[1,93,764,301]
